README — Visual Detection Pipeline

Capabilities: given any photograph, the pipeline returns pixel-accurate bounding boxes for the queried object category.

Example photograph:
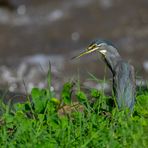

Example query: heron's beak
[72,46,99,59]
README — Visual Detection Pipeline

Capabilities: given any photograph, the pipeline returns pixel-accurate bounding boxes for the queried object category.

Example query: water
[0,0,147,94]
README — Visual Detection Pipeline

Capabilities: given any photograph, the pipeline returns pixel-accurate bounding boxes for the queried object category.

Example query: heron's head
[72,39,120,59]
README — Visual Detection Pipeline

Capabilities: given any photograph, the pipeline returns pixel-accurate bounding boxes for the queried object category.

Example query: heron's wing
[113,62,135,109]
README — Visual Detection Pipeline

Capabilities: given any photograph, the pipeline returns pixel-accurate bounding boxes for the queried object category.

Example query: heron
[73,39,135,111]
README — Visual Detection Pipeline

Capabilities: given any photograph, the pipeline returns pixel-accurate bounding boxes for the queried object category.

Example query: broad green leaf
[50,98,60,105]
[91,89,101,98]
[76,91,87,103]
[31,88,48,113]
[61,82,73,104]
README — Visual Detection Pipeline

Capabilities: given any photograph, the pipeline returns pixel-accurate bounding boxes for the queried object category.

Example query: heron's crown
[90,39,116,48]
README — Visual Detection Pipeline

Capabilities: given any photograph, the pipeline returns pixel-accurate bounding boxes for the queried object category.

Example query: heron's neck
[104,55,121,74]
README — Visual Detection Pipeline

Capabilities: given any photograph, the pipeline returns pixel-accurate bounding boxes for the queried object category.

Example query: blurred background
[0,0,147,94]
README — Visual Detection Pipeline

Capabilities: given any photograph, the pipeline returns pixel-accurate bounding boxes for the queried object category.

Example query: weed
[0,66,148,147]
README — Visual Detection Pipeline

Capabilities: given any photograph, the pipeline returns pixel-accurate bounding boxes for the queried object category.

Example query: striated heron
[73,39,135,111]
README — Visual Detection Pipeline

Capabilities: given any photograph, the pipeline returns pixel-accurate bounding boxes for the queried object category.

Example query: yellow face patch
[87,43,97,51]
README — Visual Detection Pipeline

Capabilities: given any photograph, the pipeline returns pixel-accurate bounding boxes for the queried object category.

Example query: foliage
[0,76,148,147]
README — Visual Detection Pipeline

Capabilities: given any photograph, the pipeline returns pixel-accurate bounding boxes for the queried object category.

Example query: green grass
[0,70,148,147]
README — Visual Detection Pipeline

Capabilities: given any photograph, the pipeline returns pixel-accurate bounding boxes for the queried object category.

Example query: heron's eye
[88,44,97,50]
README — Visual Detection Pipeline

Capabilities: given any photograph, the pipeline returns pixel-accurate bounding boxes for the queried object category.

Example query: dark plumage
[73,39,136,111]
